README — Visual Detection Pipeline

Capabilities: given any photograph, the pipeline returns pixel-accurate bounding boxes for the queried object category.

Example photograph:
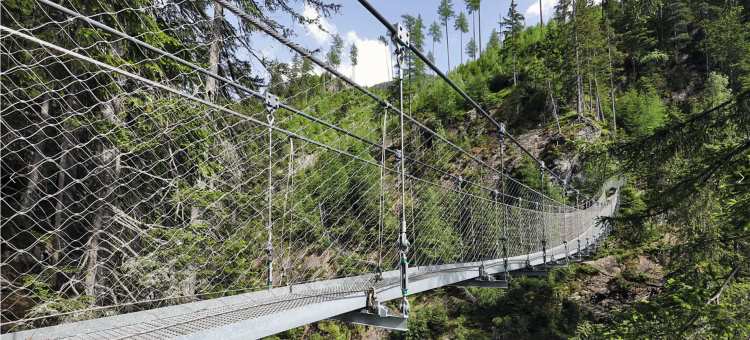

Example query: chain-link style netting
[1,0,615,335]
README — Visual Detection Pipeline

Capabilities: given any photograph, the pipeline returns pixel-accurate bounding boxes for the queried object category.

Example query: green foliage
[438,0,454,26]
[326,34,344,68]
[616,86,666,135]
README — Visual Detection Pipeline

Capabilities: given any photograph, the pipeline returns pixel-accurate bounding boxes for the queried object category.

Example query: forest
[1,0,749,339]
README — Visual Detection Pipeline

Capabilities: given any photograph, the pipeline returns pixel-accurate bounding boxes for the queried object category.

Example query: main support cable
[356,0,588,203]
[393,24,410,318]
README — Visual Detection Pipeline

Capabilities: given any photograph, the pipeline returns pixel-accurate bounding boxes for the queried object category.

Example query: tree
[476,0,482,56]
[402,14,427,78]
[428,21,442,61]
[465,0,480,57]
[454,12,469,65]
[500,0,524,85]
[617,86,666,135]
[326,34,344,89]
[349,43,358,80]
[605,91,750,338]
[438,0,455,71]
[486,29,501,51]
[466,38,477,60]
[327,34,344,68]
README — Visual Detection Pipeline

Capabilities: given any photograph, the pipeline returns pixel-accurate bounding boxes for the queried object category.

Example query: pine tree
[466,38,477,59]
[487,29,501,51]
[428,21,443,61]
[454,12,469,65]
[349,43,358,80]
[438,0,455,71]
[465,0,480,57]
[500,0,524,85]
[326,34,344,90]
[402,14,427,78]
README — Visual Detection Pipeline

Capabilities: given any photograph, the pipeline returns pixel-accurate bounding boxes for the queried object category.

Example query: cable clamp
[392,23,410,69]
[398,231,410,251]
[264,92,279,116]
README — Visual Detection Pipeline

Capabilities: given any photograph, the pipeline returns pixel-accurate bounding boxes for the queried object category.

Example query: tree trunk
[21,98,49,213]
[593,76,603,121]
[445,23,451,71]
[472,12,476,59]
[53,138,70,284]
[573,1,583,114]
[539,0,544,27]
[607,34,617,136]
[588,75,595,115]
[478,6,482,56]
[460,32,463,65]
[206,1,224,100]
[85,100,122,299]
[547,80,561,135]
[21,146,42,214]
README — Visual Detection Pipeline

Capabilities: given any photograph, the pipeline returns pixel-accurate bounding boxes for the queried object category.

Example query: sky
[252,0,561,87]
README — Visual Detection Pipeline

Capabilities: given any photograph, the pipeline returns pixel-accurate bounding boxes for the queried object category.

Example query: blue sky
[251,0,559,86]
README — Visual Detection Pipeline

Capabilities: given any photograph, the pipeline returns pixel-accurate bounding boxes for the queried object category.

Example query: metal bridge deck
[5,231,605,340]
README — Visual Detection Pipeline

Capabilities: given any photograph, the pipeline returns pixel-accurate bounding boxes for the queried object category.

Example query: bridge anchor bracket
[331,307,408,331]
[329,287,407,331]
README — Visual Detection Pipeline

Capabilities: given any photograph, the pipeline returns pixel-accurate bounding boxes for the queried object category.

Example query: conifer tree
[466,38,477,60]
[500,0,524,85]
[349,43,358,80]
[438,0,455,71]
[454,12,469,65]
[465,0,480,57]
[428,21,443,61]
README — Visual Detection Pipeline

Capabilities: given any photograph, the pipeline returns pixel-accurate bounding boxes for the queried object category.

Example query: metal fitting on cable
[264,92,279,114]
[398,229,410,252]
[392,23,409,78]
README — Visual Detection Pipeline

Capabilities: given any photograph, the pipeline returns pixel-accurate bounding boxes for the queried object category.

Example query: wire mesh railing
[2,0,614,334]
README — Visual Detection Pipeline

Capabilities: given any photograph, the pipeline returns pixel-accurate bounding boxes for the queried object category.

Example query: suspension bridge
[1,0,619,338]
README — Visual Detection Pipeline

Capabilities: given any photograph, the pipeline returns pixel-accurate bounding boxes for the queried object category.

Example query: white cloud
[302,3,336,45]
[525,0,558,21]
[299,6,391,86]
[525,0,602,20]
[338,31,392,87]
